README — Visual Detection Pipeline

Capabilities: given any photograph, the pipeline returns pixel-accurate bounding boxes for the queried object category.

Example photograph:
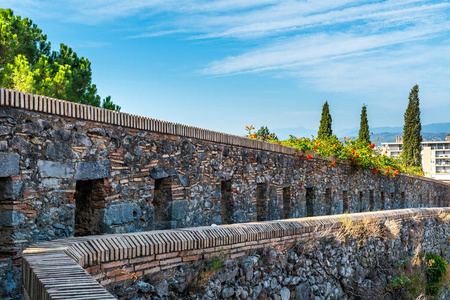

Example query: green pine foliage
[0,8,120,111]
[317,101,332,139]
[255,126,278,141]
[402,85,422,168]
[358,105,371,144]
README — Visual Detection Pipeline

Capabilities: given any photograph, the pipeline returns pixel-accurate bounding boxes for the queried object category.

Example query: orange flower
[307,154,312,160]
[294,153,298,157]
[332,161,335,166]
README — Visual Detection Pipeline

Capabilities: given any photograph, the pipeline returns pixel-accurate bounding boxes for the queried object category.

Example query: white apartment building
[381,134,450,182]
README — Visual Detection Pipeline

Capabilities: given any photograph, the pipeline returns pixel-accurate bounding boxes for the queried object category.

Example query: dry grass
[335,214,385,246]
[437,212,450,223]
[384,219,401,239]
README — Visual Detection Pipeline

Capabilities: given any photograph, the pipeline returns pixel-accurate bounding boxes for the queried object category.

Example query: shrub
[425,252,448,296]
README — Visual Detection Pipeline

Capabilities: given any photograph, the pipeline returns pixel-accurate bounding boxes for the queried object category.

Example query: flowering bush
[245,126,423,177]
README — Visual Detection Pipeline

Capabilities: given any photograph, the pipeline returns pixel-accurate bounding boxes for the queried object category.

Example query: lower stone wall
[22,208,450,300]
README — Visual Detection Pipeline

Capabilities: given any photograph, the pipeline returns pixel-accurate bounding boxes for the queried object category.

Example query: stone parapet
[0,88,294,155]
[22,208,450,299]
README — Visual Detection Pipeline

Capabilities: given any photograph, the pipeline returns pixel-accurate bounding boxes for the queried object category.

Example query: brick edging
[0,88,295,154]
[22,208,450,300]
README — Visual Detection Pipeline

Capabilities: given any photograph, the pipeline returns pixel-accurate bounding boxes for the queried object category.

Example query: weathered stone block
[38,160,74,178]
[104,203,141,225]
[41,178,60,189]
[0,126,10,136]
[0,210,19,226]
[75,160,110,180]
[0,152,19,177]
[171,200,187,220]
[45,142,73,160]
[150,168,169,179]
[0,179,22,200]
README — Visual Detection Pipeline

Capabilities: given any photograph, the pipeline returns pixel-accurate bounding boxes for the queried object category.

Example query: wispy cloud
[203,22,450,75]
[9,0,450,98]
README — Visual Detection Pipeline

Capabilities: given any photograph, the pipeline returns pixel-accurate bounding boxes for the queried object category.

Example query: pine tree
[317,101,332,139]
[358,104,370,144]
[402,85,422,168]
[255,126,278,141]
[0,9,120,111]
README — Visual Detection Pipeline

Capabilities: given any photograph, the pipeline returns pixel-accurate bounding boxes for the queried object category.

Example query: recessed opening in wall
[343,191,349,213]
[401,192,406,208]
[306,187,315,217]
[0,177,8,201]
[359,191,363,212]
[256,183,268,221]
[369,190,375,211]
[325,188,332,215]
[221,180,233,224]
[153,177,173,230]
[282,187,291,219]
[380,192,385,210]
[75,179,106,236]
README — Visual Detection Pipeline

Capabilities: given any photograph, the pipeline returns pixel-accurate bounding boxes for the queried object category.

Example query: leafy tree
[0,8,120,111]
[317,101,332,139]
[255,126,278,141]
[402,85,422,168]
[358,104,370,144]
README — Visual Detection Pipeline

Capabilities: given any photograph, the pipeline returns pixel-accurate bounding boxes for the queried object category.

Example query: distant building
[381,134,450,182]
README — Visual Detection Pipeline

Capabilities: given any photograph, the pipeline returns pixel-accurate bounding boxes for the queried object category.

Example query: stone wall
[1,88,450,299]
[22,208,450,300]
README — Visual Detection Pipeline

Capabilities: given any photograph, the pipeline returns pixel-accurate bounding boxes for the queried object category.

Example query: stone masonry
[1,88,450,299]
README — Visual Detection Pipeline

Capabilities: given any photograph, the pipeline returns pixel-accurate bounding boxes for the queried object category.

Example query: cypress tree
[317,101,332,139]
[358,104,370,144]
[402,85,422,168]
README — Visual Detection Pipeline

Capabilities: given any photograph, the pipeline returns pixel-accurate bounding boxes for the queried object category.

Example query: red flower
[370,143,375,149]
[301,154,305,158]
[332,161,336,166]
[371,169,378,174]
[307,154,312,160]
[385,151,388,154]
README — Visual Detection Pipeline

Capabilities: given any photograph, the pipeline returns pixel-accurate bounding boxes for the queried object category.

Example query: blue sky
[2,0,450,138]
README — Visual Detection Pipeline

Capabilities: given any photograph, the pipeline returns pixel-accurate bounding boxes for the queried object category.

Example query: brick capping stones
[0,88,296,155]
[22,207,450,300]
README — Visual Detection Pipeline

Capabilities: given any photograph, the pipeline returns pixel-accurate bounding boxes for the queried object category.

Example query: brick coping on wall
[22,208,450,300]
[2,88,450,187]
[0,88,296,155]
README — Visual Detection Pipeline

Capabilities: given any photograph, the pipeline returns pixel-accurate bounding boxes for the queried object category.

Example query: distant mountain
[372,132,449,146]
[274,122,450,145]
[273,126,315,140]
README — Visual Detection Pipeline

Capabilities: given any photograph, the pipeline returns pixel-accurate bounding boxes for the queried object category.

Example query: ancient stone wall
[1,88,450,299]
[22,208,450,300]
